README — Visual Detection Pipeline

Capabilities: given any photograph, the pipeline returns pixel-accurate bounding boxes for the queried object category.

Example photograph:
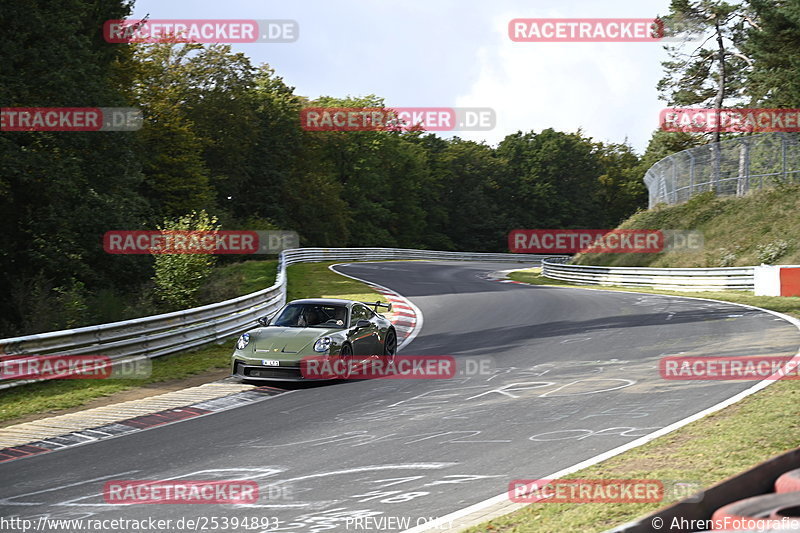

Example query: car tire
[712,492,800,528]
[339,344,354,379]
[383,329,397,367]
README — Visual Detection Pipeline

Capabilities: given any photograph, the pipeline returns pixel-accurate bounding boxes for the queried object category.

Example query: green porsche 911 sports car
[231,298,397,381]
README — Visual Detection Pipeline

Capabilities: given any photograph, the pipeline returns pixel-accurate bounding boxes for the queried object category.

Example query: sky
[129,0,676,154]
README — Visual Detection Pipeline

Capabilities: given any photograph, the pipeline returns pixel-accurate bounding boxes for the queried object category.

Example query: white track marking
[402,276,800,533]
[329,263,424,350]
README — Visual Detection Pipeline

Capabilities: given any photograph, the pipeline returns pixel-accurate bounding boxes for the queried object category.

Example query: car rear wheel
[383,329,397,367]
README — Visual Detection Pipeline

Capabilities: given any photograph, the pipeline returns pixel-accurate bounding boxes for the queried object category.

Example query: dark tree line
[1,0,797,335]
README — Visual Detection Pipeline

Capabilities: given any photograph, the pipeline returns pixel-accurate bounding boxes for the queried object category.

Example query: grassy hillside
[575,184,800,267]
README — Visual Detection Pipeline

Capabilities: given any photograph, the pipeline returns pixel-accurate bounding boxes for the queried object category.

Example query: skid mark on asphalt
[1,462,494,533]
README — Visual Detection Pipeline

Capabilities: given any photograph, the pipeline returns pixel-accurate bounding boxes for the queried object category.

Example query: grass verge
[0,260,383,425]
[0,342,233,424]
[461,270,800,533]
[573,186,800,268]
[464,381,800,533]
[286,262,388,304]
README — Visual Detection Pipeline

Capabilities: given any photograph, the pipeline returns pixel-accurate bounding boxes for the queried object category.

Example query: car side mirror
[257,317,270,327]
[355,319,371,329]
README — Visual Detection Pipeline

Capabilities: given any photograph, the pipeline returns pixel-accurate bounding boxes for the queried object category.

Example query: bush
[756,240,791,264]
[152,210,221,310]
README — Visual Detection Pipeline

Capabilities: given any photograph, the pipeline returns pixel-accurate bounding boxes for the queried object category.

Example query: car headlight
[314,337,332,353]
[236,333,250,350]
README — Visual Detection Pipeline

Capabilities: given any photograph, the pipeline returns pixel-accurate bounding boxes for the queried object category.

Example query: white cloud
[454,10,670,152]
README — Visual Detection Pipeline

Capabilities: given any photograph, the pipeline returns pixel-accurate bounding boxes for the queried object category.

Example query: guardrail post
[670,158,678,204]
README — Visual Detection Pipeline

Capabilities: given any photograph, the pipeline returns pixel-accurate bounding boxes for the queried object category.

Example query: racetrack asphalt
[1,261,798,533]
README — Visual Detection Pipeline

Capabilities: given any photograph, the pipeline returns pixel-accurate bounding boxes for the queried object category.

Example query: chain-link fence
[644,132,800,208]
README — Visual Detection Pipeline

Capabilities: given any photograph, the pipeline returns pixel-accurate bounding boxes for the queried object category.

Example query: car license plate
[262,359,280,366]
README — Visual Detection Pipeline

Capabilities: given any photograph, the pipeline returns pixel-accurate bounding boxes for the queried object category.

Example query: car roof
[287,298,356,306]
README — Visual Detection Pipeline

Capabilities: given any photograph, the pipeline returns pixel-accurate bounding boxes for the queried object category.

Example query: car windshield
[270,304,348,328]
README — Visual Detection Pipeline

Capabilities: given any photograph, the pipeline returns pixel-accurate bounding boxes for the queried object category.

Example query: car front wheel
[339,344,354,379]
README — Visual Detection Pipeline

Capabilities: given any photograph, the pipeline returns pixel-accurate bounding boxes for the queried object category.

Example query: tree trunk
[711,18,726,191]
[713,18,726,145]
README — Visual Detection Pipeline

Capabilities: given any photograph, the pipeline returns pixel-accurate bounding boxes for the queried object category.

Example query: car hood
[251,327,339,354]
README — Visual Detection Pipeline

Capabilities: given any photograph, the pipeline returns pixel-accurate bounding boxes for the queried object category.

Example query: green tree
[405,134,455,250]
[658,0,750,143]
[306,95,429,247]
[179,45,261,212]
[495,129,605,236]
[0,0,151,335]
[237,65,306,226]
[743,0,800,107]
[595,142,645,226]
[638,129,706,170]
[436,139,503,251]
[131,43,217,217]
[152,210,221,309]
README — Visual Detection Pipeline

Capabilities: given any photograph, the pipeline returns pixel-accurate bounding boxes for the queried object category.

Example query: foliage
[756,239,791,264]
[0,0,150,336]
[152,210,221,309]
[575,185,800,267]
[658,0,750,144]
[3,0,798,335]
[742,0,800,107]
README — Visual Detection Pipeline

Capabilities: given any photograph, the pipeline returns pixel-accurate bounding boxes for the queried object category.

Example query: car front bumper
[231,359,321,382]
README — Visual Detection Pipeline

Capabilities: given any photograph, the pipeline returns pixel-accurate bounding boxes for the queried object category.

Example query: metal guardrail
[0,247,550,389]
[644,132,800,208]
[541,257,755,291]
